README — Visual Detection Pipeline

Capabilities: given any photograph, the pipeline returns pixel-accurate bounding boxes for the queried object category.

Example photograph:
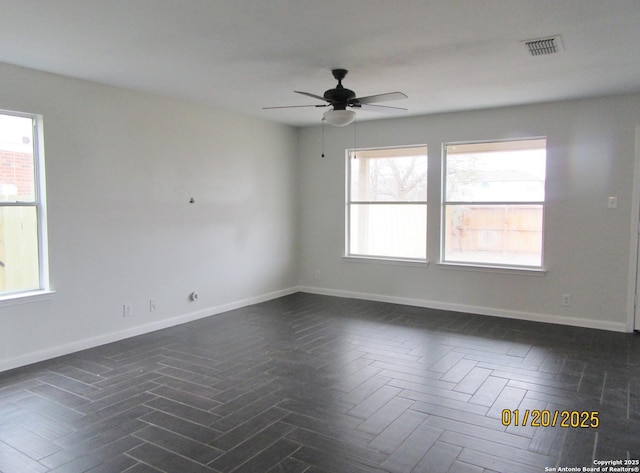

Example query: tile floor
[0,292,638,472]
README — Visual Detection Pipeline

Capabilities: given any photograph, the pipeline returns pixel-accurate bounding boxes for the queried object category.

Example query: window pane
[349,204,426,259]
[445,140,545,202]
[0,114,35,203]
[444,204,543,267]
[350,151,427,202]
[0,206,40,293]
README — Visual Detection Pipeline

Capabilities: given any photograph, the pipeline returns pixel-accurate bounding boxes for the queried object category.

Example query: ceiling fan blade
[354,92,408,105]
[294,91,330,102]
[262,104,329,109]
[357,103,408,114]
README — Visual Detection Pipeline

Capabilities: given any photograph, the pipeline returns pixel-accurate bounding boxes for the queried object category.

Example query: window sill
[437,262,546,276]
[343,255,429,268]
[0,289,56,307]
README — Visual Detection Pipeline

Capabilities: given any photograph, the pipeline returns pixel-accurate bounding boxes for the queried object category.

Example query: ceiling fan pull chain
[353,114,357,151]
[321,118,325,158]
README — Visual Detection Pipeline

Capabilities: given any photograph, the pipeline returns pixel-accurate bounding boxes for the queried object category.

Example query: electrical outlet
[608,196,618,208]
[149,299,157,312]
[123,304,133,317]
[561,294,571,306]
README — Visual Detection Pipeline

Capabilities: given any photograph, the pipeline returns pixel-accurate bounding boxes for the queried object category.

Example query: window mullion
[350,201,428,205]
[0,202,38,207]
[444,201,543,206]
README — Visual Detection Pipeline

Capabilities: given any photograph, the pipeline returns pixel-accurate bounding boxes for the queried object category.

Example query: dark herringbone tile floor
[0,293,638,472]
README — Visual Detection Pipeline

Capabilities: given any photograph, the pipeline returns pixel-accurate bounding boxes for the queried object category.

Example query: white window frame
[345,145,428,263]
[441,138,546,271]
[0,109,51,303]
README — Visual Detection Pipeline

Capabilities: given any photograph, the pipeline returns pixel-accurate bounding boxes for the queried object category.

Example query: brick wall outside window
[0,149,34,199]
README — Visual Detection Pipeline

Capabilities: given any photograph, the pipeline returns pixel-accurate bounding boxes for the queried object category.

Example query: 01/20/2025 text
[501,409,599,428]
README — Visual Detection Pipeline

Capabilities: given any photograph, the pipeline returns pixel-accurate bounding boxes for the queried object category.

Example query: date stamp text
[501,409,600,428]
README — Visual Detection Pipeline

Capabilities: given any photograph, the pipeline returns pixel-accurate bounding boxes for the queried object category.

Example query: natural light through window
[0,110,48,296]
[346,146,428,261]
[442,139,546,268]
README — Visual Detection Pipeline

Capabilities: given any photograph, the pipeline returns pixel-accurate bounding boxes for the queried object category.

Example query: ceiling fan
[263,69,408,126]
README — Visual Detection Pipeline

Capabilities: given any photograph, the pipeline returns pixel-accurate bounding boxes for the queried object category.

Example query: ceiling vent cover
[524,35,563,56]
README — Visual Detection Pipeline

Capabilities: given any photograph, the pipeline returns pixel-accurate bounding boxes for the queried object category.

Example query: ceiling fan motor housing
[324,87,356,109]
[324,68,357,110]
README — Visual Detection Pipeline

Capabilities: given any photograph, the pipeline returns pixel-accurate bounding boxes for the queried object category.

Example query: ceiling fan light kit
[323,109,356,126]
[264,69,408,126]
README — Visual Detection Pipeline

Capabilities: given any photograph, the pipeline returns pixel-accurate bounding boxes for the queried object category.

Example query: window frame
[345,145,428,263]
[0,109,50,302]
[440,137,547,271]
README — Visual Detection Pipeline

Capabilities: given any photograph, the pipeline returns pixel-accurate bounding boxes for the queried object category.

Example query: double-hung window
[442,138,546,268]
[0,110,49,296]
[346,146,428,261]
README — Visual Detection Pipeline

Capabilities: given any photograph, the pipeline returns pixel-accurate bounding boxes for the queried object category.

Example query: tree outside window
[347,146,428,260]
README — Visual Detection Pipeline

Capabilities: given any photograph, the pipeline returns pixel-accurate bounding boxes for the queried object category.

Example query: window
[442,139,546,268]
[346,146,428,260]
[0,110,48,296]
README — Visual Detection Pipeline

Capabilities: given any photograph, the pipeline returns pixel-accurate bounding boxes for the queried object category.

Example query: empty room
[0,1,639,472]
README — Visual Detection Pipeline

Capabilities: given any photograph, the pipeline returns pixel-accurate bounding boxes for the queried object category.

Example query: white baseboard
[298,286,628,333]
[0,286,298,374]
[2,285,627,374]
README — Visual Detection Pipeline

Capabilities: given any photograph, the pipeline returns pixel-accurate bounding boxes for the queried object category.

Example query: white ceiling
[0,0,639,127]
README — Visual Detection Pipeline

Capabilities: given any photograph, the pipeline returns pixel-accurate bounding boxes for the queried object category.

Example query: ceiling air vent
[523,35,563,56]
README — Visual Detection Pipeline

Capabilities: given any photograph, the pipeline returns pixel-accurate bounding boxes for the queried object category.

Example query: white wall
[0,62,299,371]
[298,95,640,332]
